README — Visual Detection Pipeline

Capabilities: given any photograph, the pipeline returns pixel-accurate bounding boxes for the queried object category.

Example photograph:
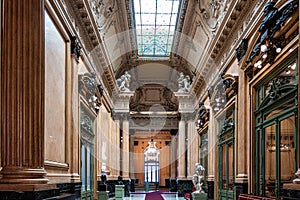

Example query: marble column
[113,92,134,179]
[187,118,196,179]
[129,133,135,179]
[235,68,248,195]
[191,122,199,175]
[0,0,48,185]
[114,120,121,178]
[110,119,118,178]
[122,120,130,179]
[177,119,186,180]
[170,135,177,179]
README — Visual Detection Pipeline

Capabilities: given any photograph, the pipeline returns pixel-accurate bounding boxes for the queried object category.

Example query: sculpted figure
[192,163,205,193]
[177,72,191,92]
[116,71,131,92]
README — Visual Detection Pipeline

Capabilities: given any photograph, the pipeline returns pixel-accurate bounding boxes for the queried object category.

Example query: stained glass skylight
[133,0,180,57]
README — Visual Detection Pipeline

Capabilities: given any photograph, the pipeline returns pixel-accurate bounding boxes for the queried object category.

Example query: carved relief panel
[198,0,232,32]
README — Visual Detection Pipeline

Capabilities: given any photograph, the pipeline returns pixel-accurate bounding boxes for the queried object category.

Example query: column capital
[113,91,134,113]
[174,92,197,113]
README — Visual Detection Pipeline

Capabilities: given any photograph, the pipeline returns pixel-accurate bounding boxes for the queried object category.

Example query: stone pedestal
[115,185,124,200]
[192,192,207,200]
[97,191,109,200]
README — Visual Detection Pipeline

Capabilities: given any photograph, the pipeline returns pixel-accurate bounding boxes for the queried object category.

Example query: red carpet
[145,190,165,200]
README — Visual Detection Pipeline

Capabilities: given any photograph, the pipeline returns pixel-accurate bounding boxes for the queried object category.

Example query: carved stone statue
[192,163,205,193]
[177,72,191,92]
[116,71,131,92]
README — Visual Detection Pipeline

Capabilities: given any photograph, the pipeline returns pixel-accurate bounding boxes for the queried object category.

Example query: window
[80,106,95,200]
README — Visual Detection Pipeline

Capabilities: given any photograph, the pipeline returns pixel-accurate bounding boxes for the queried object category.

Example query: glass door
[218,109,235,200]
[254,54,298,198]
[80,107,95,200]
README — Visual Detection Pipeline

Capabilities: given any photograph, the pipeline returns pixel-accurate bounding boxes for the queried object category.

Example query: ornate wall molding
[66,0,99,50]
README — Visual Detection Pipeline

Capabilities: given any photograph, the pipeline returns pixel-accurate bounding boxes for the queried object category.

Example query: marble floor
[119,191,186,200]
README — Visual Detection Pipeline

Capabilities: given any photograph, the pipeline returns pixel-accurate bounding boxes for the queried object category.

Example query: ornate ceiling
[64,0,265,104]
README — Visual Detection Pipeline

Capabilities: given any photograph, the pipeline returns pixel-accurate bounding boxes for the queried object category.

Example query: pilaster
[67,40,81,183]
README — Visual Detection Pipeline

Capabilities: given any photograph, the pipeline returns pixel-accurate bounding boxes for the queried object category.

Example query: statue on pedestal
[192,163,205,193]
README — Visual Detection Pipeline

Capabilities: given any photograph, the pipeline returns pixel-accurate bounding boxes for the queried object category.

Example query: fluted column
[177,119,186,179]
[122,120,130,179]
[0,0,48,184]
